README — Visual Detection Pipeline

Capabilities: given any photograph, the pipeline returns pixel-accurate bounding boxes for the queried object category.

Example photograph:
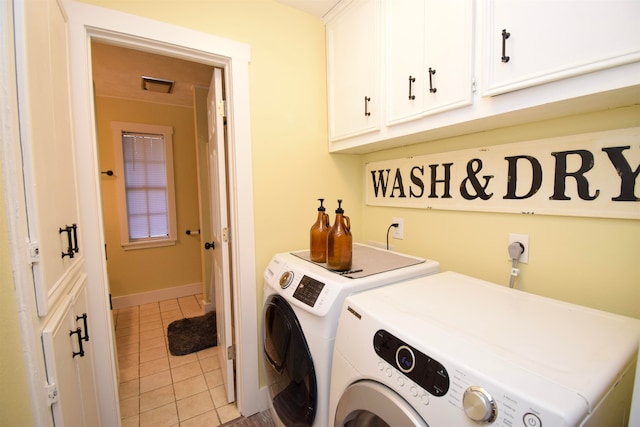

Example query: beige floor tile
[140,346,167,364]
[139,336,166,352]
[140,402,178,427]
[119,395,139,419]
[204,369,223,389]
[118,353,140,369]
[179,409,220,427]
[140,312,162,324]
[196,347,217,360]
[120,414,139,427]
[198,355,219,373]
[117,333,141,347]
[171,361,203,383]
[173,375,208,401]
[139,384,175,413]
[117,342,139,356]
[119,364,139,383]
[169,352,198,368]
[140,321,163,333]
[116,324,140,337]
[140,370,173,394]
[209,385,229,409]
[119,378,140,400]
[139,356,169,378]
[139,327,165,342]
[139,302,160,314]
[216,403,241,424]
[176,390,214,422]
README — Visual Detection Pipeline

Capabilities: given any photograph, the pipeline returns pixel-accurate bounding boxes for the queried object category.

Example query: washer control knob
[279,271,294,289]
[463,386,497,424]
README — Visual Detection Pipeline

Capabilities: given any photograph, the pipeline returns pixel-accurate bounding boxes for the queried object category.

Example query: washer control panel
[373,329,449,397]
[292,275,325,307]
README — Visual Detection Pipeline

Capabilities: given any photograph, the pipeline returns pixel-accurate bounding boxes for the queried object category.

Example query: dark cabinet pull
[204,242,215,250]
[408,76,416,100]
[501,29,511,63]
[364,96,371,117]
[76,313,89,342]
[70,328,85,358]
[59,224,79,259]
[428,68,437,93]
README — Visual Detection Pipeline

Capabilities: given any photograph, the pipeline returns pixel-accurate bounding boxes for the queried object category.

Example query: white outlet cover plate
[508,233,529,263]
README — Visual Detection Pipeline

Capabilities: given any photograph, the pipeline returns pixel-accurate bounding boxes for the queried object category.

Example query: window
[112,122,177,249]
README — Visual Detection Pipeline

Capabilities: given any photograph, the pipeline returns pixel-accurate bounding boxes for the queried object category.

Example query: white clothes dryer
[330,271,640,427]
[261,243,440,426]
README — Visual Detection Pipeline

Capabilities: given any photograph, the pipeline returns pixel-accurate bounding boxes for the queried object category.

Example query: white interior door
[207,67,235,403]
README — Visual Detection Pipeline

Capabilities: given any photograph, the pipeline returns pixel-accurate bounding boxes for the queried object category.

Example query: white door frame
[64,0,260,422]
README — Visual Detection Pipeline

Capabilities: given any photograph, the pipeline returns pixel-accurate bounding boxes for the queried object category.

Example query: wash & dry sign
[366,128,640,219]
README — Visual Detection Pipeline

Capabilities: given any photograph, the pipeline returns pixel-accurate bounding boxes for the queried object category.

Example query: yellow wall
[362,105,640,319]
[0,159,34,425]
[79,0,639,321]
[95,96,203,297]
[78,0,363,305]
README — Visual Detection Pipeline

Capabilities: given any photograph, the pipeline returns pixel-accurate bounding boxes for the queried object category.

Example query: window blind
[122,132,169,240]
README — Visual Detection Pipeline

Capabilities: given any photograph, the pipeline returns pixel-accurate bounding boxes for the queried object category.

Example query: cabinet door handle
[59,225,75,259]
[364,96,371,116]
[501,29,511,63]
[428,68,437,93]
[70,328,85,358]
[408,76,416,100]
[76,313,89,342]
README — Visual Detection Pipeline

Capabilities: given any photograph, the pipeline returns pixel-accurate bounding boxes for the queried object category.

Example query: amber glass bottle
[310,199,330,263]
[327,199,352,271]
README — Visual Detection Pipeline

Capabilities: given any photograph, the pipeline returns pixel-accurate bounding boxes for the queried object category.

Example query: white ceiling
[275,0,339,18]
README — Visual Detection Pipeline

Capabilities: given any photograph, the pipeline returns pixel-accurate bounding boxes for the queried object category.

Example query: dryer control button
[279,271,294,289]
[385,367,393,377]
[421,394,430,405]
[397,377,405,387]
[523,413,541,427]
[410,386,418,397]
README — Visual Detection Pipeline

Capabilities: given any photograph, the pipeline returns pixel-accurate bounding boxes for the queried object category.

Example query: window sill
[122,239,177,251]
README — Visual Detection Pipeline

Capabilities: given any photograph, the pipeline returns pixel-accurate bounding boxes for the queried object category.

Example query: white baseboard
[111,282,203,309]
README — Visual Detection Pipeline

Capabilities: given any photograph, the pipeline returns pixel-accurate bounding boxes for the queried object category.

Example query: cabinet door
[327,0,381,141]
[42,296,85,427]
[69,277,101,426]
[386,0,426,124]
[387,0,473,125]
[483,0,640,95]
[15,0,83,315]
[42,276,100,427]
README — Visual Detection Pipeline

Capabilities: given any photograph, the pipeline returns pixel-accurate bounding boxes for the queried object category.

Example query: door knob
[204,242,215,250]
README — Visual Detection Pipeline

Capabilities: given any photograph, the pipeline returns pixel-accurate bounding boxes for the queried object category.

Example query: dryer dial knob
[463,386,497,424]
[279,271,294,289]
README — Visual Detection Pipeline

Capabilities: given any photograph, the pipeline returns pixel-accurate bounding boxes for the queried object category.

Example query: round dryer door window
[334,381,427,427]
[262,295,317,425]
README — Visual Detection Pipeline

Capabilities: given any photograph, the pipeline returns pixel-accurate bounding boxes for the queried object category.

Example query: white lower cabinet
[42,276,100,427]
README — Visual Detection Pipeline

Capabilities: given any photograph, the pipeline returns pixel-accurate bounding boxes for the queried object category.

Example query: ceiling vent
[141,76,174,93]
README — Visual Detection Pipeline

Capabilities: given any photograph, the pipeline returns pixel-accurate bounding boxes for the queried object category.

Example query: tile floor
[114,294,242,427]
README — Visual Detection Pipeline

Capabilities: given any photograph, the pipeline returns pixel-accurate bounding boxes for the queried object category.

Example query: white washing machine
[330,271,640,427]
[261,243,440,426]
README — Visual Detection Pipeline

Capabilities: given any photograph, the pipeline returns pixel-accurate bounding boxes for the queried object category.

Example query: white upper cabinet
[483,0,640,96]
[326,0,381,141]
[386,0,473,125]
[325,0,640,153]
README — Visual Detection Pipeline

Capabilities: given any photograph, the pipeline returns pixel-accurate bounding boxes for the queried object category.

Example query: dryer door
[335,380,428,426]
[262,295,317,425]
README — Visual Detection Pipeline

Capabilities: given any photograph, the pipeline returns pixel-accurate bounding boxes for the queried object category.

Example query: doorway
[65,3,260,422]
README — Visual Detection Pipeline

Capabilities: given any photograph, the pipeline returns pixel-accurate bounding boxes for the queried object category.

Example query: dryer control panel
[374,329,449,397]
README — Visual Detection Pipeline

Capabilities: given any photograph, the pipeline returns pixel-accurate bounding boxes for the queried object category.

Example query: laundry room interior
[1,0,639,426]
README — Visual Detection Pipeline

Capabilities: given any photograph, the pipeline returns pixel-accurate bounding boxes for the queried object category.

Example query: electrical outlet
[392,217,404,240]
[508,233,529,263]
